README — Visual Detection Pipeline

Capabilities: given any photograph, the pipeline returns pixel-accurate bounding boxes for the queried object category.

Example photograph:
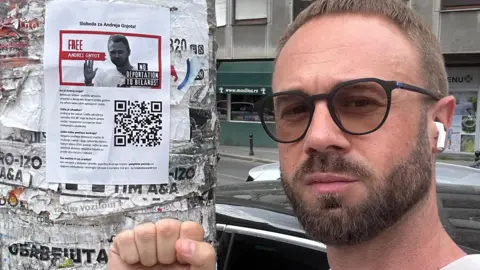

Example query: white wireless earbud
[435,122,446,152]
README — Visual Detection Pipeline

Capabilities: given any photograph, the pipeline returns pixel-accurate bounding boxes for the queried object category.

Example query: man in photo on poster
[84,34,134,88]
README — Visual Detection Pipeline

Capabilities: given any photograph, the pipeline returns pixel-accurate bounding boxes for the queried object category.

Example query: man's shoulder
[441,254,480,270]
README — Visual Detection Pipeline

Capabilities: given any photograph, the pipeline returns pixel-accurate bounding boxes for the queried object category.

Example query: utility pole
[0,0,217,268]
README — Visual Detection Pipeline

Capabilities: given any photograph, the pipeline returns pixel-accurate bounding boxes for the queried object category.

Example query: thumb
[176,239,216,270]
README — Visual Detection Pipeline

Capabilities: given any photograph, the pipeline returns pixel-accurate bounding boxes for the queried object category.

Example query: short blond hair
[276,0,448,97]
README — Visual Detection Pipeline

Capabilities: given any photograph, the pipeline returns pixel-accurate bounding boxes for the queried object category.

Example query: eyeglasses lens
[261,81,389,142]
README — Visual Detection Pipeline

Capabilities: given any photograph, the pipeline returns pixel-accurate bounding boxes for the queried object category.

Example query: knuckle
[156,219,181,238]
[115,230,135,245]
[140,256,157,267]
[115,231,140,265]
[134,223,156,241]
[122,254,139,265]
[181,221,204,239]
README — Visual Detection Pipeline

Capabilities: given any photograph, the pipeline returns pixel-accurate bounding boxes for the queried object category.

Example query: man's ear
[432,96,456,129]
[430,96,456,153]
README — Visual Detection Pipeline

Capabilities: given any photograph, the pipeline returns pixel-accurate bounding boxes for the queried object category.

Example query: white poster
[43,0,171,185]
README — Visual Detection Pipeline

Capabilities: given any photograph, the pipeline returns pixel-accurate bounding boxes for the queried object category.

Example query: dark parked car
[214,180,480,270]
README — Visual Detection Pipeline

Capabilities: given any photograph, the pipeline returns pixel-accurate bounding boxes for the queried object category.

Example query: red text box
[60,51,106,61]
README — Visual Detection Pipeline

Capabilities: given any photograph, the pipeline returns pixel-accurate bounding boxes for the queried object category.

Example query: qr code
[114,100,162,147]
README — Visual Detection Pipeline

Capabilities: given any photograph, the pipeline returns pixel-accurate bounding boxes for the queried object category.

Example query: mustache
[292,152,374,182]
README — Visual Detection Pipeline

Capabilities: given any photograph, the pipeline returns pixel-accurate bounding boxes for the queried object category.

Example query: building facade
[215,0,480,156]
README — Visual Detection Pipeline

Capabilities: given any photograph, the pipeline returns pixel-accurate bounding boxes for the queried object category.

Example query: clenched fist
[108,219,216,269]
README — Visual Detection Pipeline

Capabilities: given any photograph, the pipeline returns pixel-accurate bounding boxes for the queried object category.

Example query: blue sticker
[178,58,191,90]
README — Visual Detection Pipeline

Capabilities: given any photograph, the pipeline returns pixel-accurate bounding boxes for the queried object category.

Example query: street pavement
[216,145,477,186]
[217,157,263,186]
[219,145,278,164]
[219,145,477,166]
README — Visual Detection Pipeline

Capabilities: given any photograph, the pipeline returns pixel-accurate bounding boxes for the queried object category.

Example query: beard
[281,113,433,246]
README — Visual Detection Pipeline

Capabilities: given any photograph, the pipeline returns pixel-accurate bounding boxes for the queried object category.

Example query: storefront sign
[217,86,270,95]
[446,67,480,89]
[448,74,474,84]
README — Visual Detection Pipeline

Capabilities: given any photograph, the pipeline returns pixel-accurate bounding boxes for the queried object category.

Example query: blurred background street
[216,145,477,186]
[217,157,262,185]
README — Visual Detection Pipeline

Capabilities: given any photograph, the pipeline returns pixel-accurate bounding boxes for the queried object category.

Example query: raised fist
[107,219,216,270]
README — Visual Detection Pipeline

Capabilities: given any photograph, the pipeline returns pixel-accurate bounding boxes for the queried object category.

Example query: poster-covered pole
[0,0,218,268]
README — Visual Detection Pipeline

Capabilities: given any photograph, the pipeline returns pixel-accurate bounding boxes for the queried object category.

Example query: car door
[215,224,330,270]
[437,182,480,254]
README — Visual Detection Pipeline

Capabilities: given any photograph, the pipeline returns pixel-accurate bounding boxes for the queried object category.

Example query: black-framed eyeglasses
[254,77,443,143]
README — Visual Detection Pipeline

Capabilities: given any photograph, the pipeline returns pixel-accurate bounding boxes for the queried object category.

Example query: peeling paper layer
[0,204,215,269]
[0,65,45,131]
[0,139,56,190]
[1,0,46,131]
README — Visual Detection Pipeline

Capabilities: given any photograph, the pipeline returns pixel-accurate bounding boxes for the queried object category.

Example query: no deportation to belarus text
[79,21,136,29]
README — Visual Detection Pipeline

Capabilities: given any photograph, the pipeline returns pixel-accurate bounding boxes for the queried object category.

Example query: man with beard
[84,34,134,87]
[106,0,480,269]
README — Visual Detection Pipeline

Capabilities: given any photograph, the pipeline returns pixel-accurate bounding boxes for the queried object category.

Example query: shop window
[216,94,228,120]
[234,0,268,25]
[230,94,274,122]
[447,91,478,153]
[442,0,480,9]
[216,0,227,27]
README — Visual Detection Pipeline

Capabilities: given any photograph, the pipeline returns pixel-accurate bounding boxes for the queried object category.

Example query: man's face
[108,41,129,67]
[274,14,435,246]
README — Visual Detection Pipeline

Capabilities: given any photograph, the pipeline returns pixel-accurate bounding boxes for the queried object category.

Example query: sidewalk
[219,145,279,163]
[219,145,475,166]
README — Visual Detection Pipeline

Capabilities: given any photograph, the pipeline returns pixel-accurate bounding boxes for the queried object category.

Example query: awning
[216,60,273,96]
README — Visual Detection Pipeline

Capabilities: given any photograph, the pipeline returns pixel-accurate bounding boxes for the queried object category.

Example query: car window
[221,232,330,270]
[215,230,231,270]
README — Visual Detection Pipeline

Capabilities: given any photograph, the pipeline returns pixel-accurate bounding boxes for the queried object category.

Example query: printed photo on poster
[59,31,162,88]
[43,0,171,185]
